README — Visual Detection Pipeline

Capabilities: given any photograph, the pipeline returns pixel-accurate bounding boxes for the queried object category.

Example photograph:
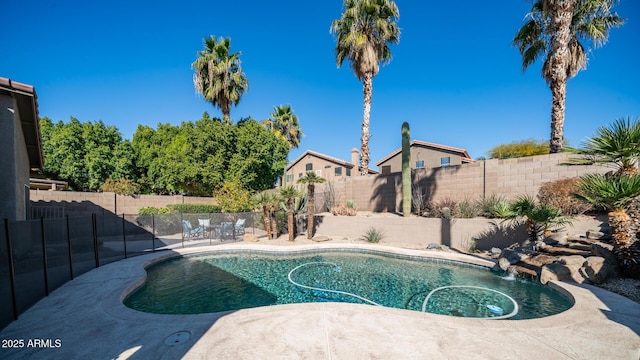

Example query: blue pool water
[124,250,573,319]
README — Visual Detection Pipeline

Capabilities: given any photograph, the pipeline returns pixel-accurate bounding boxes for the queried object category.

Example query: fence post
[92,214,100,268]
[40,217,50,296]
[4,219,18,320]
[66,215,74,280]
[151,214,155,253]
[122,214,128,259]
[181,213,185,248]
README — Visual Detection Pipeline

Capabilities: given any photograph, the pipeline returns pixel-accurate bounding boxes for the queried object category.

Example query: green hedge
[166,203,221,214]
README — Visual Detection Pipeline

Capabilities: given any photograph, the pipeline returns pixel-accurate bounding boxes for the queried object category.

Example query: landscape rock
[579,256,616,284]
[312,235,331,242]
[243,234,259,242]
[591,242,617,264]
[557,255,586,267]
[427,243,440,249]
[498,257,512,271]
[540,263,573,284]
[586,230,612,241]
[490,247,502,256]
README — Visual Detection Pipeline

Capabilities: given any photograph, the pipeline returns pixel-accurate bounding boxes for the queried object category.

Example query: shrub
[538,177,592,215]
[138,206,172,215]
[427,198,458,218]
[457,198,480,218]
[411,185,429,216]
[214,179,254,213]
[478,194,511,218]
[166,203,221,214]
[360,227,384,243]
[331,201,357,216]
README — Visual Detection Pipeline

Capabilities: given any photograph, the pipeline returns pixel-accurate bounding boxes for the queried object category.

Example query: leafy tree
[279,185,301,241]
[192,36,248,124]
[575,174,640,277]
[513,0,624,153]
[487,139,550,159]
[298,171,326,239]
[100,178,141,195]
[214,179,254,213]
[578,117,640,175]
[262,105,304,149]
[331,0,400,174]
[228,119,289,191]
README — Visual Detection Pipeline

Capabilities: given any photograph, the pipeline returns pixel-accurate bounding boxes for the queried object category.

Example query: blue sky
[3,0,639,165]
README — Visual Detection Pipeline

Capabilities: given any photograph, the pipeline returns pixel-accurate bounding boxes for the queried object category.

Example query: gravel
[596,277,640,304]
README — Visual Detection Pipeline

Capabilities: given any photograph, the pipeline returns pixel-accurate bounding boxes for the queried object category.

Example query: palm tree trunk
[360,73,373,175]
[608,209,638,276]
[288,205,295,242]
[307,184,315,239]
[262,205,271,240]
[547,0,574,153]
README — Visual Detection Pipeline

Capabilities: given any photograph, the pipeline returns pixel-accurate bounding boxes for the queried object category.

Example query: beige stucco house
[283,149,377,186]
[375,140,473,174]
[0,77,43,221]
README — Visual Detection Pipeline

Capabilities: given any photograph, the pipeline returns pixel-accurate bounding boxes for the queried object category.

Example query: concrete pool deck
[0,243,639,359]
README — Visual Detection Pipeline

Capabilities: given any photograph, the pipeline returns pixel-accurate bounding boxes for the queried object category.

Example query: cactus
[402,122,411,216]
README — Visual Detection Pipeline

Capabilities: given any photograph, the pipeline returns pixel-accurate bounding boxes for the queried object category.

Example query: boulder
[557,255,586,267]
[591,242,617,264]
[498,257,512,271]
[540,263,573,284]
[312,235,331,242]
[579,256,616,284]
[243,234,259,242]
[490,247,502,256]
[586,230,612,241]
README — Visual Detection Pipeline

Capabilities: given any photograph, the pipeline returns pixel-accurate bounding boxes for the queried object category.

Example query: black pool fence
[0,211,265,331]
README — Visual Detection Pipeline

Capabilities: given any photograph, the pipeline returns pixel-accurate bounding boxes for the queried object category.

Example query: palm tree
[580,117,640,175]
[513,0,624,153]
[279,185,301,241]
[575,174,640,277]
[505,195,572,242]
[298,171,326,239]
[262,105,304,149]
[331,0,400,175]
[192,36,249,124]
[266,192,281,239]
[254,192,273,239]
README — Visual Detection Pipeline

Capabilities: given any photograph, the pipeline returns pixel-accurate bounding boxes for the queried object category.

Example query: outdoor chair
[235,218,246,235]
[215,221,235,240]
[198,218,211,236]
[182,220,204,239]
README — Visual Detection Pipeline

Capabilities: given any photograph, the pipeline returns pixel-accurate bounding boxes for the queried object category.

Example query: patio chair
[198,218,211,236]
[182,220,204,239]
[235,218,246,235]
[215,221,235,240]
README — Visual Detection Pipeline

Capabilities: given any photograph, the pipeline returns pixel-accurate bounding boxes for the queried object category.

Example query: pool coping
[1,243,639,359]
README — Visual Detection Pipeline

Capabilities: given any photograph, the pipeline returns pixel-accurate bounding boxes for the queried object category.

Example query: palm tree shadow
[572,282,640,337]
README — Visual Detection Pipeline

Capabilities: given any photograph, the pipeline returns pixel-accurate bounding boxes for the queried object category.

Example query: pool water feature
[124,251,573,319]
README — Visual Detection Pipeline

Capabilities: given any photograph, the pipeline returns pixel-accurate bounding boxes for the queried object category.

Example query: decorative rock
[312,235,331,242]
[439,244,450,251]
[498,257,512,271]
[427,243,440,249]
[557,255,586,267]
[490,247,502,256]
[243,234,259,242]
[540,263,573,284]
[586,230,612,241]
[579,256,616,284]
[591,242,617,264]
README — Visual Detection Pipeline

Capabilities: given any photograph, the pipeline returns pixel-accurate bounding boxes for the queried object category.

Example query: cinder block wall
[318,153,611,212]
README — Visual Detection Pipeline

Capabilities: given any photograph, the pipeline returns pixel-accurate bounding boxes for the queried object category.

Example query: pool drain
[164,331,191,346]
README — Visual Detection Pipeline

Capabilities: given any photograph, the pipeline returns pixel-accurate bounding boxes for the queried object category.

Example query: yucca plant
[360,227,384,243]
[578,117,640,175]
[575,173,640,277]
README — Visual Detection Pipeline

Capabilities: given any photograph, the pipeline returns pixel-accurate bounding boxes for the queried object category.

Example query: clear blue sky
[3,0,639,165]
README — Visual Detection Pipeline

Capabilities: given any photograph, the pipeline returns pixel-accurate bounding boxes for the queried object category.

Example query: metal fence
[0,211,261,331]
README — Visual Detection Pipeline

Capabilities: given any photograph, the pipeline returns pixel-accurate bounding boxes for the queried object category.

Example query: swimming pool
[124,250,573,319]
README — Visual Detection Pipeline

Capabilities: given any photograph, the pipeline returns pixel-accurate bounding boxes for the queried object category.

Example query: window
[334,167,342,176]
[298,173,303,178]
[346,168,351,176]
[305,163,313,171]
[415,160,425,169]
[381,165,391,174]
[441,157,451,167]
[286,174,293,183]
[324,165,331,169]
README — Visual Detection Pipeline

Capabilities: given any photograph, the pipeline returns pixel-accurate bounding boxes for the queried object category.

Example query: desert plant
[402,122,411,216]
[504,195,573,242]
[411,185,429,216]
[478,194,510,218]
[331,200,358,216]
[538,177,592,215]
[457,198,480,218]
[255,192,274,238]
[427,198,458,218]
[279,185,301,241]
[360,227,384,243]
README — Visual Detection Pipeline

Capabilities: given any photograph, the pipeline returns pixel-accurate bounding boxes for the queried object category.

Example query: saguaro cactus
[402,122,411,217]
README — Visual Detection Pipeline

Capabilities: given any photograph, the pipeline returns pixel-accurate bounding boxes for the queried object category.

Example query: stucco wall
[0,94,27,221]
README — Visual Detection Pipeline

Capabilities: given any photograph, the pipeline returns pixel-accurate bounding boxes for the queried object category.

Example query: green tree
[513,0,624,153]
[215,179,254,213]
[579,117,640,175]
[487,139,550,159]
[575,174,640,277]
[192,36,248,124]
[279,185,301,241]
[262,105,304,149]
[298,171,326,239]
[331,0,400,175]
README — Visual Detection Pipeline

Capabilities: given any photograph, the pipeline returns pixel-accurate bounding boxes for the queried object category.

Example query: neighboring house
[375,140,473,174]
[283,149,377,185]
[0,77,44,221]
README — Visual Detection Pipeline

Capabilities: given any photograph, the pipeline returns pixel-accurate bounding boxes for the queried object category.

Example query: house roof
[0,77,43,169]
[375,140,474,166]
[286,150,378,174]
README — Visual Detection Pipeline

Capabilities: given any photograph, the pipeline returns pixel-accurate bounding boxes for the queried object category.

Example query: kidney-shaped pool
[124,249,573,320]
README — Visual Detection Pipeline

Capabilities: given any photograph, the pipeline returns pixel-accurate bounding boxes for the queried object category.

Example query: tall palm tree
[575,174,640,277]
[298,171,326,239]
[331,0,400,175]
[279,185,301,241]
[513,0,624,153]
[192,36,249,124]
[580,117,640,175]
[262,105,304,149]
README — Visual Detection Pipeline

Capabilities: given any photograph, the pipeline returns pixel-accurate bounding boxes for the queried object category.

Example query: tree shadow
[473,220,527,250]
